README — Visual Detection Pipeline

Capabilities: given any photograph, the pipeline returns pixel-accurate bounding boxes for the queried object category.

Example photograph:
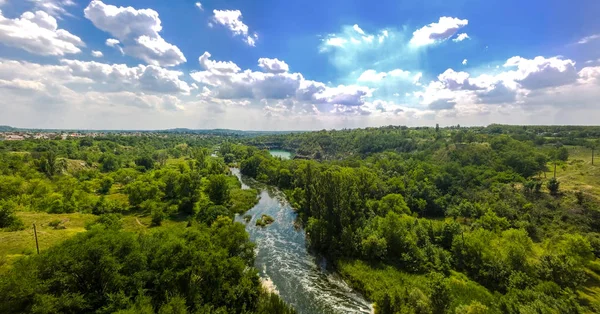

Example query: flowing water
[231,168,373,314]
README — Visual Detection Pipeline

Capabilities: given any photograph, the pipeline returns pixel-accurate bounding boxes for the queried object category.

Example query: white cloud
[60,59,191,94]
[0,10,84,56]
[84,0,186,67]
[324,37,348,47]
[0,0,5,6]
[453,33,470,42]
[504,56,578,89]
[105,38,120,47]
[353,24,365,35]
[577,34,600,44]
[191,52,373,112]
[212,9,258,46]
[462,59,468,65]
[91,50,103,58]
[28,0,76,17]
[105,38,123,54]
[357,68,411,82]
[322,26,390,50]
[410,17,468,47]
[195,2,203,11]
[258,58,289,74]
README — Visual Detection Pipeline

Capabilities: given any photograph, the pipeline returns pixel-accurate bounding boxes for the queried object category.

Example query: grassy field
[0,211,187,272]
[544,146,600,200]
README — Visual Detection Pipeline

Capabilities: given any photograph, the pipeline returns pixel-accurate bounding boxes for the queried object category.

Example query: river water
[269,149,293,160]
[231,168,373,314]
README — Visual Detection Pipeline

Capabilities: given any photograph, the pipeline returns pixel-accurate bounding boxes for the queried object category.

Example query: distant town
[0,126,299,141]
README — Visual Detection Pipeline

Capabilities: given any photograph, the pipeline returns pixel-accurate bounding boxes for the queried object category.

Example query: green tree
[206,174,230,205]
[98,177,114,194]
[100,153,120,172]
[135,155,154,171]
[547,177,560,196]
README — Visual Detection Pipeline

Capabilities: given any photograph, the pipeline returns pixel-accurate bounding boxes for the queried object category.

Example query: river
[231,168,373,314]
[269,149,293,160]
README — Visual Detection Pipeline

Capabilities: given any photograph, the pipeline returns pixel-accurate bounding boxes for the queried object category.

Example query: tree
[547,177,560,196]
[206,175,230,205]
[153,151,168,167]
[100,154,120,172]
[98,177,114,194]
[151,205,165,226]
[135,155,154,171]
[428,272,452,313]
[0,201,24,231]
[37,150,66,177]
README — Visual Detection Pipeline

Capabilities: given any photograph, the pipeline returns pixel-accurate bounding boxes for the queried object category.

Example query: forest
[1,124,600,313]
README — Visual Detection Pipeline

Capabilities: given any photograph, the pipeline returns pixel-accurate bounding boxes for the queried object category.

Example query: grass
[544,146,600,200]
[0,212,96,269]
[0,211,188,272]
[337,259,497,312]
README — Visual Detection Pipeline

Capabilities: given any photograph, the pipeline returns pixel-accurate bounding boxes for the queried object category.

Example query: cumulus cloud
[191,52,373,113]
[60,59,191,94]
[195,2,203,11]
[91,50,103,57]
[415,55,598,116]
[84,0,186,67]
[453,33,470,42]
[105,38,120,47]
[0,10,84,56]
[462,59,468,65]
[258,58,289,74]
[504,56,578,89]
[212,9,258,46]
[410,17,468,47]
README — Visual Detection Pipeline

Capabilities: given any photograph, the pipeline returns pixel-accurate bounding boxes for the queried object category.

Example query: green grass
[0,212,96,266]
[0,211,188,272]
[544,146,600,200]
[337,259,497,312]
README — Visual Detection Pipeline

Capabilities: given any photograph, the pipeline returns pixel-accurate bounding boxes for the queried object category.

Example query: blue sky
[0,0,599,130]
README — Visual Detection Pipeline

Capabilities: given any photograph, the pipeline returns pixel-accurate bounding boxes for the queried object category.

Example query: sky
[0,0,599,130]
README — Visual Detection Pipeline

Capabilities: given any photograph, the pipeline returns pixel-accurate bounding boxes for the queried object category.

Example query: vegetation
[0,135,293,313]
[237,124,600,313]
[2,124,600,313]
[255,214,275,227]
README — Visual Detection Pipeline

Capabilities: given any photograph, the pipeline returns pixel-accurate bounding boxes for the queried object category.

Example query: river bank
[231,168,373,314]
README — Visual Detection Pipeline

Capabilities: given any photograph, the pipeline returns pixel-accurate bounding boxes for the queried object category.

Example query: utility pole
[33,224,40,254]
[593,147,595,166]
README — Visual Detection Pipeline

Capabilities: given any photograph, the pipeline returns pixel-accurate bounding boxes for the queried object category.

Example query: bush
[98,177,114,194]
[86,213,123,230]
[48,219,66,230]
[0,201,25,231]
[256,215,274,227]
[547,178,560,196]
[151,207,165,227]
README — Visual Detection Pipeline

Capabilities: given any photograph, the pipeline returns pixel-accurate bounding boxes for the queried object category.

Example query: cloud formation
[28,0,76,17]
[410,17,468,47]
[212,9,257,46]
[0,10,84,56]
[84,0,186,67]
